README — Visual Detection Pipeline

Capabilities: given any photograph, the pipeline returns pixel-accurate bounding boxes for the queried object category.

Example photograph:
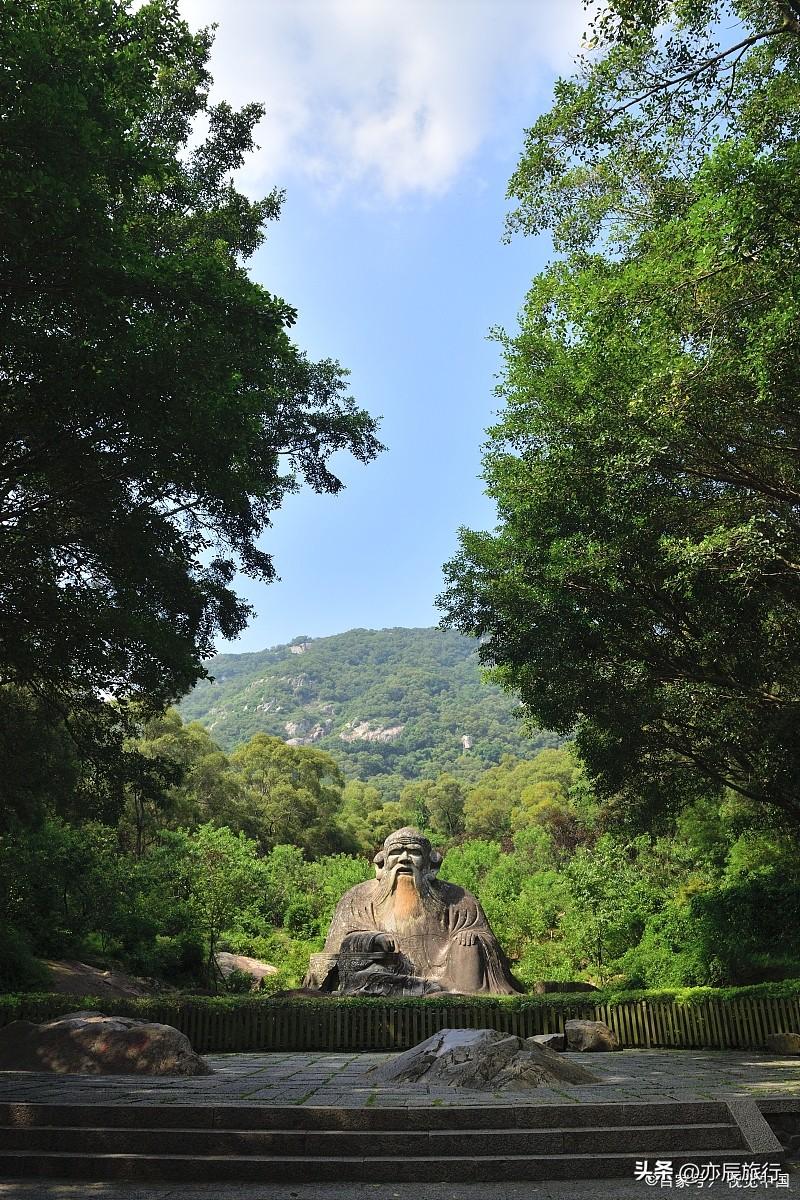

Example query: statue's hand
[454,929,478,947]
[347,931,395,953]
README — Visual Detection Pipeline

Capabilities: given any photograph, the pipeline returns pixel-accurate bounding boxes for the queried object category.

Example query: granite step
[0,1148,780,1183]
[0,1098,733,1129]
[0,1120,744,1156]
[0,1098,782,1181]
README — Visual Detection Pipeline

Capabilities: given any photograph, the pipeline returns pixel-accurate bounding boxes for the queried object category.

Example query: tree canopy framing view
[1,0,799,1008]
[440,0,800,827]
[0,0,382,728]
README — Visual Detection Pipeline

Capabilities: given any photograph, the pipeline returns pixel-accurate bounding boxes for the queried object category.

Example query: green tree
[337,780,415,853]
[306,852,373,937]
[0,0,381,735]
[441,0,800,825]
[462,748,591,846]
[440,839,504,897]
[507,869,576,984]
[0,687,83,830]
[562,836,656,982]
[462,782,514,840]
[119,747,181,860]
[0,686,153,832]
[622,830,800,987]
[180,823,264,984]
[259,843,312,927]
[510,783,588,863]
[229,734,345,854]
[118,708,243,853]
[398,779,437,831]
[0,817,137,957]
[424,773,466,838]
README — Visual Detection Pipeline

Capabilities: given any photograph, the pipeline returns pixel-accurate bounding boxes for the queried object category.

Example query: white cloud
[178,0,586,201]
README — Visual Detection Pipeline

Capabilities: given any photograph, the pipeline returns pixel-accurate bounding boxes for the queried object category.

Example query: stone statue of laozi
[303,827,522,996]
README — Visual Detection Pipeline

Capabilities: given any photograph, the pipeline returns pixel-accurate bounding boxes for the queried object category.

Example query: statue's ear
[428,849,442,876]
[373,849,386,877]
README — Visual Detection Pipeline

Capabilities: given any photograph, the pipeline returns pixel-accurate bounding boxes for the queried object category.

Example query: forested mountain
[179,627,559,783]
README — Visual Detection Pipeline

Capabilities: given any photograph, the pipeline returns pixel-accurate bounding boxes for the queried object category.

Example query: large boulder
[765,1031,800,1055]
[0,1011,211,1075]
[369,1028,599,1091]
[215,952,277,988]
[564,1018,620,1052]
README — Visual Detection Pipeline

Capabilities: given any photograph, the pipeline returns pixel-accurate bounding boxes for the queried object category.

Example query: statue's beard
[373,867,443,916]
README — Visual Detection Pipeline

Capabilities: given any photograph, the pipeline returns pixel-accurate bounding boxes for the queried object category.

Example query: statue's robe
[305,876,522,995]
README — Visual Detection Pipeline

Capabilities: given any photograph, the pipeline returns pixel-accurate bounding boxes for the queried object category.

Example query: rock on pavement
[564,1019,621,1052]
[369,1027,599,1090]
[0,1010,211,1075]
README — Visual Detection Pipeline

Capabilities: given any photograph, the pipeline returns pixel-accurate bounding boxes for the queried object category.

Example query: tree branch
[610,27,789,117]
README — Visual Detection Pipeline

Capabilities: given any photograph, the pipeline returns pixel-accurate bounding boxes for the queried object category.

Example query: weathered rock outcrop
[0,1011,211,1075]
[532,980,599,995]
[339,721,405,743]
[40,960,153,999]
[369,1028,599,1091]
[284,718,331,745]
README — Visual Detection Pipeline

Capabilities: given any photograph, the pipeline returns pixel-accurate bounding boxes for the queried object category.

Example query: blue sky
[179,0,586,653]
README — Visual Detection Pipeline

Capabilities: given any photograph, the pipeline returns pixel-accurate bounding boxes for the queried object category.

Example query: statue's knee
[446,939,485,992]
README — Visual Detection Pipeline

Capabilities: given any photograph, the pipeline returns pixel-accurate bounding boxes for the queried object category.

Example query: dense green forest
[178,627,561,795]
[3,696,799,996]
[2,0,799,1009]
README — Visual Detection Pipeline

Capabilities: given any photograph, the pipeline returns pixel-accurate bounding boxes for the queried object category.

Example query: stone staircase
[0,1098,784,1182]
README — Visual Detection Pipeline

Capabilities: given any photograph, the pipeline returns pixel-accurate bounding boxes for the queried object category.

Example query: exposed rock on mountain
[339,720,405,743]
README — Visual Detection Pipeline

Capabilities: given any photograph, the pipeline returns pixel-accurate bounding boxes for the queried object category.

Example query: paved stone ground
[0,1048,798,1107]
[0,1051,798,1197]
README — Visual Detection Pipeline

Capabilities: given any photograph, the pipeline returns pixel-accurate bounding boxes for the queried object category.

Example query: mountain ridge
[178,626,558,784]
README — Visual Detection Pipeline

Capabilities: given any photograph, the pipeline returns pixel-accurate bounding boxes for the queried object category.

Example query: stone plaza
[1,1047,798,1198]
[0,1047,797,1108]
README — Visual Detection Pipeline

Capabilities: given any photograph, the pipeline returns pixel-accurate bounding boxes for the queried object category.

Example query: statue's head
[372,827,442,897]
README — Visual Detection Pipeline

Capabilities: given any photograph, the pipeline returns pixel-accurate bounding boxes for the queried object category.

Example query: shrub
[225,967,257,994]
[0,926,52,993]
[220,928,317,989]
[126,933,205,985]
